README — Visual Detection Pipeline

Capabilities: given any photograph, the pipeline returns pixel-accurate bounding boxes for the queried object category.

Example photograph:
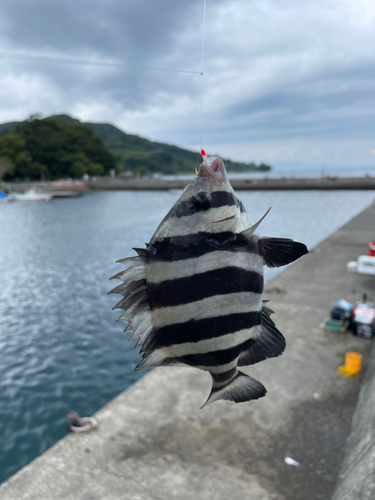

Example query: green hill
[0,115,115,180]
[0,114,271,179]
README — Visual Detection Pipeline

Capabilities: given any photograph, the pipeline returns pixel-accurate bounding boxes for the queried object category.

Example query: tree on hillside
[0,113,272,176]
[0,116,116,180]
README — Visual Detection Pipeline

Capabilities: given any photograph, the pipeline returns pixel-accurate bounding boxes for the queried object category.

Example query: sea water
[0,189,374,482]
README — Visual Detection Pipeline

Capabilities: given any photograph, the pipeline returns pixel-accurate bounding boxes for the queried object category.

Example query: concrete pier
[8,175,375,192]
[1,203,375,500]
[87,176,375,191]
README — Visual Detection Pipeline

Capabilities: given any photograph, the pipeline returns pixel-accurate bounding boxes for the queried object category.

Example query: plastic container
[344,352,362,375]
[347,261,357,273]
[331,307,345,320]
[335,299,353,312]
[324,318,344,332]
[353,303,375,338]
[357,255,375,276]
[330,300,353,321]
[337,352,363,378]
[357,324,373,338]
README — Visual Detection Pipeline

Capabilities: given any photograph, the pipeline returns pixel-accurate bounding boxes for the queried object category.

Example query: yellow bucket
[337,352,362,378]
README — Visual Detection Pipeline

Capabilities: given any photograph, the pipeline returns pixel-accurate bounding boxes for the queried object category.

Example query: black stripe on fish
[151,311,261,348]
[146,251,264,284]
[135,336,256,371]
[167,191,243,219]
[148,232,258,262]
[175,336,257,367]
[148,267,263,308]
[238,199,245,213]
[211,367,238,385]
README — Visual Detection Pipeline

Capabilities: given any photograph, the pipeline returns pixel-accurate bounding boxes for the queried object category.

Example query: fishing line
[0,51,202,75]
[200,0,207,158]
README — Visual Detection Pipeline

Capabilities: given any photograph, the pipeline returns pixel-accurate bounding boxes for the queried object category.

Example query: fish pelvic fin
[201,370,266,408]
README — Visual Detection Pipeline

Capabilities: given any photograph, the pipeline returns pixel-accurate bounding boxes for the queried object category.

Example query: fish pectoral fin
[234,207,271,245]
[238,304,285,367]
[258,237,308,268]
[202,371,266,407]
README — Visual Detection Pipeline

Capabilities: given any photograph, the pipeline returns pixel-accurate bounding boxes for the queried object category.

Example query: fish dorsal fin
[133,247,147,256]
[258,237,308,268]
[111,249,183,370]
[234,207,271,245]
[109,248,154,349]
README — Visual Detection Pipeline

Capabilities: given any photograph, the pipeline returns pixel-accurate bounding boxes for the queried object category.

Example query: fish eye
[192,192,211,211]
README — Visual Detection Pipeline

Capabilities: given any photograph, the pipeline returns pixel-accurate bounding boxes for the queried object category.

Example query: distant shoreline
[7,176,375,191]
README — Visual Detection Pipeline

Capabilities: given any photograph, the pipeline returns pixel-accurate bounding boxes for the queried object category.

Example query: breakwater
[1,202,374,500]
[88,176,375,190]
[7,175,375,192]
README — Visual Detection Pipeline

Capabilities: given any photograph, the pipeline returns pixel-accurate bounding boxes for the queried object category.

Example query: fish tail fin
[201,370,266,408]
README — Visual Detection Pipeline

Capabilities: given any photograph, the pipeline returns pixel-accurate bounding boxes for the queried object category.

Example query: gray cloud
[2,0,195,57]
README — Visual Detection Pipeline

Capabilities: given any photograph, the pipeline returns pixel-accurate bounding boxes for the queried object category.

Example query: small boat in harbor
[13,188,53,202]
[0,191,15,203]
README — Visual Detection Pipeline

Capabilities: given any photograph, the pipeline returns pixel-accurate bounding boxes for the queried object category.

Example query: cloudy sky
[1,0,375,167]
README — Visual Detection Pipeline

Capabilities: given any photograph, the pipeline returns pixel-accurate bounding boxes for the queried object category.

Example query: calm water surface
[0,189,374,482]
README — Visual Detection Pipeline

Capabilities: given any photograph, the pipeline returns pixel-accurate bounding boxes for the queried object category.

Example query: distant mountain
[0,114,271,175]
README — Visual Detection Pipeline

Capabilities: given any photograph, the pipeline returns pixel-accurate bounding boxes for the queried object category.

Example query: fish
[109,156,308,407]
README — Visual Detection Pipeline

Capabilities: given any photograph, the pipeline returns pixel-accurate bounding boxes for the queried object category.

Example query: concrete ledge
[8,176,375,191]
[332,341,375,500]
[86,177,375,191]
[1,204,375,500]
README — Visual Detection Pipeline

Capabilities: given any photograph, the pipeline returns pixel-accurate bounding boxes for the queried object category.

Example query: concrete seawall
[87,176,375,191]
[8,175,375,192]
[332,341,375,500]
[1,203,375,500]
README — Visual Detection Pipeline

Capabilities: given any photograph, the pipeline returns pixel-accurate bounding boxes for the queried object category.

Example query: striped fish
[109,156,308,407]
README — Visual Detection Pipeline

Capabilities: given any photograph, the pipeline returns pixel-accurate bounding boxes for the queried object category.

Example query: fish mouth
[197,157,226,182]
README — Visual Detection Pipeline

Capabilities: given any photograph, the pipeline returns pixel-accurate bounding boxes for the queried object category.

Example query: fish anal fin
[202,371,266,407]
[238,305,285,366]
[234,207,271,246]
[258,237,308,268]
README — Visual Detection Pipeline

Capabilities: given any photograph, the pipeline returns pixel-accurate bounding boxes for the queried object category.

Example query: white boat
[13,188,53,202]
